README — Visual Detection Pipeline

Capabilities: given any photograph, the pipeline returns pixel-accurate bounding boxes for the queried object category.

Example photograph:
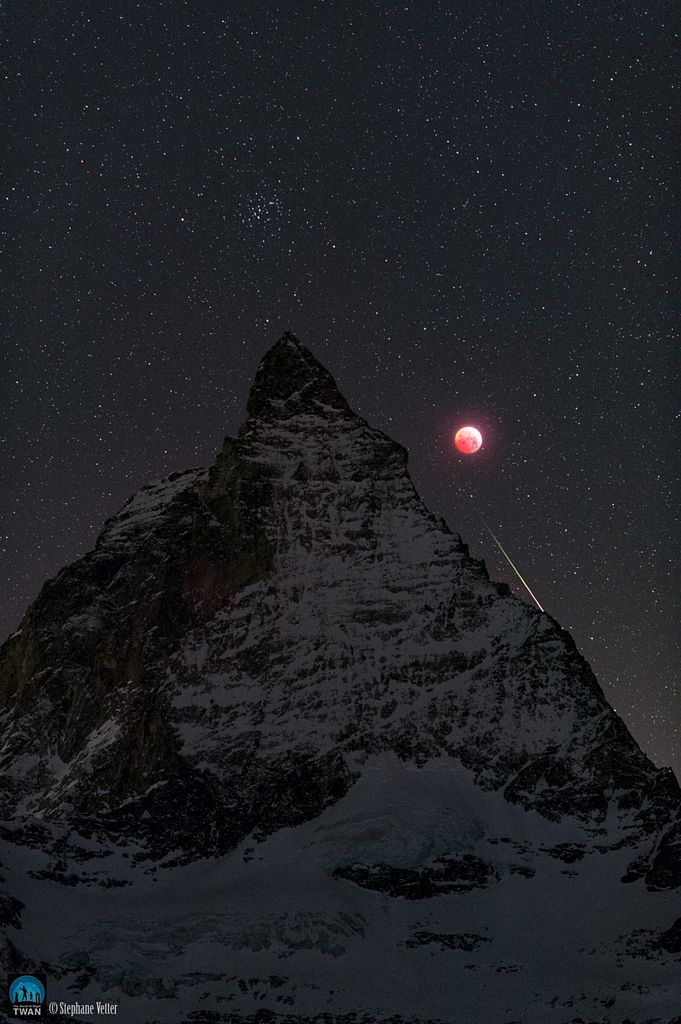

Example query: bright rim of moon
[454,425,482,454]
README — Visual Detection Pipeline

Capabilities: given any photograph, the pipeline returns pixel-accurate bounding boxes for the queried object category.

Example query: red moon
[454,425,482,454]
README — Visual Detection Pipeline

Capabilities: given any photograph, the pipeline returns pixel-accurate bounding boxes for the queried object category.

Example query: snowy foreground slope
[1,335,680,1024]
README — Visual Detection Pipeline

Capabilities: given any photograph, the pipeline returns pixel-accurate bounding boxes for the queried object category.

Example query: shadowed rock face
[0,334,679,888]
[333,854,498,899]
[246,331,355,421]
[657,916,681,953]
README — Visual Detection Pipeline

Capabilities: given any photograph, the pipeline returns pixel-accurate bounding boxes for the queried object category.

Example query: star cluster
[3,2,678,772]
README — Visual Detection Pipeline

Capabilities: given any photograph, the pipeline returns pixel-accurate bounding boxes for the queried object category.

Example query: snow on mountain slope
[0,334,679,1023]
[2,754,680,1023]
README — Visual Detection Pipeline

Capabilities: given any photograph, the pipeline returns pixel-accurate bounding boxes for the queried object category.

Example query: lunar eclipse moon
[454,426,483,454]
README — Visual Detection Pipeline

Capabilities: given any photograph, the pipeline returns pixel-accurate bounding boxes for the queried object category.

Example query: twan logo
[8,975,46,1017]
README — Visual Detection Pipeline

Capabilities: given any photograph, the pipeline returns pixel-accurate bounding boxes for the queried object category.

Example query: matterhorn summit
[1,336,679,1023]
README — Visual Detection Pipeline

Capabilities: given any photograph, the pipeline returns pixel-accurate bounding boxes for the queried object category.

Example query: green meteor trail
[478,515,545,612]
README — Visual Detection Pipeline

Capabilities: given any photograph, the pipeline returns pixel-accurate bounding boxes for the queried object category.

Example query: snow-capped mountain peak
[1,336,679,1023]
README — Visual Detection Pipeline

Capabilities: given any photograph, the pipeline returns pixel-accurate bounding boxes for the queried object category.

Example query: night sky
[4,3,679,774]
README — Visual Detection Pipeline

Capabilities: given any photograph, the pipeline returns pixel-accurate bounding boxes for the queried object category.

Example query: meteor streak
[477,514,545,612]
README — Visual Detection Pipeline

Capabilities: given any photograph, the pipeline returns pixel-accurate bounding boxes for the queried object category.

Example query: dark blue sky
[3,1,679,772]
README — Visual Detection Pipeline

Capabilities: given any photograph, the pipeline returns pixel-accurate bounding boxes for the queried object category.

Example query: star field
[3,2,679,773]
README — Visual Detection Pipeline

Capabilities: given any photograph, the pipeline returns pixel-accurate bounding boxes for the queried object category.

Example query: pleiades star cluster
[3,3,678,772]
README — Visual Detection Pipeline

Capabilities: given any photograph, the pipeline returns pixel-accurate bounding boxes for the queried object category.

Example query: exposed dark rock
[245,334,354,422]
[405,931,489,952]
[540,843,586,864]
[333,855,498,899]
[656,916,681,954]
[645,818,681,890]
[0,891,24,928]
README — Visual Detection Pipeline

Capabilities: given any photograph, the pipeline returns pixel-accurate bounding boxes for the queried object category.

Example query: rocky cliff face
[1,335,679,1023]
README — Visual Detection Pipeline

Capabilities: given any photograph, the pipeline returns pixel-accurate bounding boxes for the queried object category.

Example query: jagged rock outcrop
[0,334,679,1024]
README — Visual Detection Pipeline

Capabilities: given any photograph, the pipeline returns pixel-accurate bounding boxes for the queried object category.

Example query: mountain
[1,334,680,1024]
